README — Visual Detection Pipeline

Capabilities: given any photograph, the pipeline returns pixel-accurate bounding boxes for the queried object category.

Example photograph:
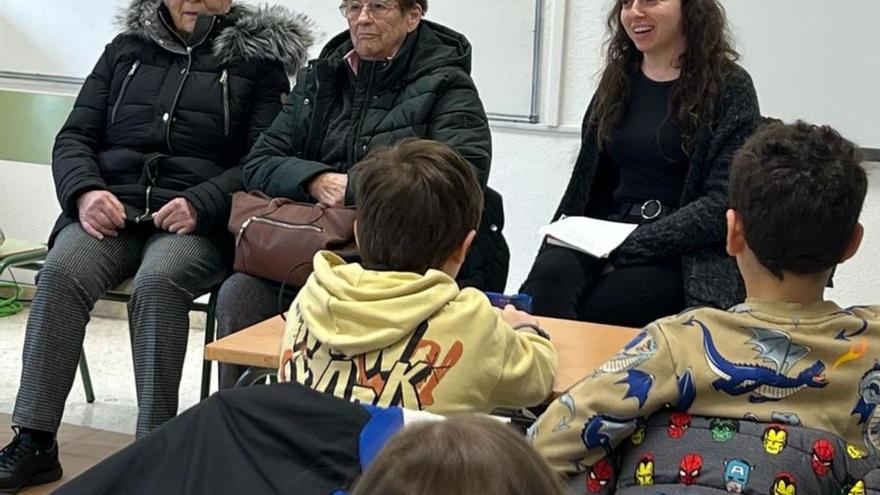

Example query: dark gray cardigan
[553,64,760,309]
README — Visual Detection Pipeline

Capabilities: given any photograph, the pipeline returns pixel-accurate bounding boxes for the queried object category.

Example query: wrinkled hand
[500,304,541,328]
[77,190,125,240]
[308,172,348,207]
[153,198,198,235]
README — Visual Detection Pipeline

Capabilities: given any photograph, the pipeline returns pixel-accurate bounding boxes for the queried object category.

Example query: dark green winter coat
[242,20,509,291]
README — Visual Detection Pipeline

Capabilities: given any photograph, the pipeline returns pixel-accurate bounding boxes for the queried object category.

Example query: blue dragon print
[834,307,871,341]
[552,393,577,432]
[592,329,657,377]
[686,318,828,403]
[676,368,697,410]
[852,363,880,454]
[617,370,654,409]
[582,414,641,453]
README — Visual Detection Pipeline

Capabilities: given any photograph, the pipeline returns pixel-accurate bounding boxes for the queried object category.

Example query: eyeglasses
[339,1,398,20]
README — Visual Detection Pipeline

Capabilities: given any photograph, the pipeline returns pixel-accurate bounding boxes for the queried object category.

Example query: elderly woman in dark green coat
[216,0,507,388]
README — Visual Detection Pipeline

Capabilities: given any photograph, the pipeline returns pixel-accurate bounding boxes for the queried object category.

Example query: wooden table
[206,315,638,396]
[0,414,132,494]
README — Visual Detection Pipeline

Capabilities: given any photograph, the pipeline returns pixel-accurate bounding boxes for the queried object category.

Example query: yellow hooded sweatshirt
[278,252,558,415]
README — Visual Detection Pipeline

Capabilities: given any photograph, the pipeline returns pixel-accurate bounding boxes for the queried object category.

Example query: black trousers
[215,272,299,389]
[520,245,684,327]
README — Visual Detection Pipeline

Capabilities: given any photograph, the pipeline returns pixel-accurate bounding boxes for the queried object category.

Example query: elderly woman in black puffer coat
[1,0,312,491]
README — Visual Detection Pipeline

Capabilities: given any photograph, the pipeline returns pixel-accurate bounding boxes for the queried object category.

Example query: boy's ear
[726,209,746,257]
[450,229,477,265]
[839,222,864,263]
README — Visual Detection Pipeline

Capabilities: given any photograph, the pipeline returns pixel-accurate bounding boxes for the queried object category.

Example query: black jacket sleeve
[179,62,290,234]
[52,40,117,215]
[427,69,492,188]
[610,67,761,266]
[552,94,600,221]
[241,84,332,202]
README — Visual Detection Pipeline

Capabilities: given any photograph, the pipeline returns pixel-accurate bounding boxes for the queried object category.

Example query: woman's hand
[308,172,348,207]
[154,198,198,235]
[77,190,126,240]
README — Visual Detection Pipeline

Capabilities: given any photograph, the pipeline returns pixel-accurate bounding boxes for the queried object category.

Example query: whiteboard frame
[481,0,543,123]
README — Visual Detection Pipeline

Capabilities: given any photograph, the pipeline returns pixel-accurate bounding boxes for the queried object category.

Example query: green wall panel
[0,90,74,165]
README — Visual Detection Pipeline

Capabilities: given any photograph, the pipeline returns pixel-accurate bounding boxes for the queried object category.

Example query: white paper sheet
[539,216,638,258]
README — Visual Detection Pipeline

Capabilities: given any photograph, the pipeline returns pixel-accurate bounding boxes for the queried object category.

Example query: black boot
[0,428,62,494]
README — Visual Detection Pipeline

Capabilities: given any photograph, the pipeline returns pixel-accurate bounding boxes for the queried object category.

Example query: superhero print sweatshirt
[278,251,558,415]
[531,298,880,475]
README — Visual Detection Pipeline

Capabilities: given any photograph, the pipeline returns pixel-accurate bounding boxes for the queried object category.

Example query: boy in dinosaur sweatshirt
[277,139,558,415]
[531,121,879,476]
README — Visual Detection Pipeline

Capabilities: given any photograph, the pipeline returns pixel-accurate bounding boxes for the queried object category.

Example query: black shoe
[0,428,63,494]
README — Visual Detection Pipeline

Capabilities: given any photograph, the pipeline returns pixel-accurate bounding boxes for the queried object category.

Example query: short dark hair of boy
[730,121,867,278]
[353,139,483,274]
[350,416,567,495]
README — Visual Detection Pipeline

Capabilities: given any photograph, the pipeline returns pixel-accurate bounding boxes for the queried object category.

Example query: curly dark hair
[593,0,739,153]
[730,121,867,278]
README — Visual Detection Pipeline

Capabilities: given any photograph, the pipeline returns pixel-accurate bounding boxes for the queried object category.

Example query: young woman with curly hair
[522,0,761,326]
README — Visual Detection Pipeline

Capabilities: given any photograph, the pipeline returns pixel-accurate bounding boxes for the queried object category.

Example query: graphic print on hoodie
[278,252,558,415]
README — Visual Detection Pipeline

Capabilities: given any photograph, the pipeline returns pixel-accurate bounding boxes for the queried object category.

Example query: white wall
[1,0,878,306]
[0,0,540,121]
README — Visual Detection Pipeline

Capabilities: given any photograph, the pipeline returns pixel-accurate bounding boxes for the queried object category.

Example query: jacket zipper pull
[111,61,141,124]
[220,69,230,136]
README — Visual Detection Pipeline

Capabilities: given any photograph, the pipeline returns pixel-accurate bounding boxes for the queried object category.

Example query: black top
[551,63,761,309]
[605,71,688,206]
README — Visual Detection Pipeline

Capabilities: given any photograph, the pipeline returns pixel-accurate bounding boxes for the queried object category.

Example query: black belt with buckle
[611,200,676,223]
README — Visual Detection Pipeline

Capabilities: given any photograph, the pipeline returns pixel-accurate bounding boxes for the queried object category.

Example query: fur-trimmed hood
[117,0,314,75]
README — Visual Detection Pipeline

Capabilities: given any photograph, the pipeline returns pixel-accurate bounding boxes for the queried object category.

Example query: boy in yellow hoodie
[530,121,879,481]
[278,139,558,415]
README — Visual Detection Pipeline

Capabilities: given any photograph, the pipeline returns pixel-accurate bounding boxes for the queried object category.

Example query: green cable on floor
[0,279,24,317]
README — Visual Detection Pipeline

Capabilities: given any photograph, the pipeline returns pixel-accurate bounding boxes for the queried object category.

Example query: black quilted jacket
[50,0,313,247]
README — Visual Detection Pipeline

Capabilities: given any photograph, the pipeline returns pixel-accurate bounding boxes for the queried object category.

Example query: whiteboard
[724,0,880,150]
[0,0,541,122]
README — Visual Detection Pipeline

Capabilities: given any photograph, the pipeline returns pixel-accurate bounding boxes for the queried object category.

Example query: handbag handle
[260,197,327,225]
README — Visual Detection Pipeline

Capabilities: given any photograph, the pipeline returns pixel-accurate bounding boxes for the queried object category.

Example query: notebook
[539,216,637,258]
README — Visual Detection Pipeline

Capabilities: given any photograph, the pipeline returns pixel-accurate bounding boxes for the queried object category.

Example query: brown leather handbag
[228,191,358,287]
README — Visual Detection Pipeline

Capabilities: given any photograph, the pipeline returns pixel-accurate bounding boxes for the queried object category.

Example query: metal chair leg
[200,289,219,400]
[233,367,276,388]
[78,350,95,404]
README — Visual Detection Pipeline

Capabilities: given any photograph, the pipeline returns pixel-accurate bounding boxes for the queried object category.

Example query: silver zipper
[111,60,140,123]
[157,14,215,153]
[220,69,230,136]
[236,216,322,246]
[165,47,193,154]
[134,185,153,223]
